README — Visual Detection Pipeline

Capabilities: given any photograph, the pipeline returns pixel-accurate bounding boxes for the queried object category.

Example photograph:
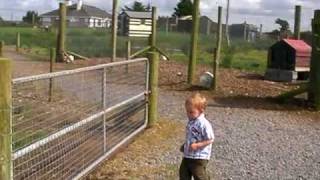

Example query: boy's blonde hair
[185,92,207,112]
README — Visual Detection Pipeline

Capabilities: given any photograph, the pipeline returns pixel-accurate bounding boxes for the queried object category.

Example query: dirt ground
[7,48,320,179]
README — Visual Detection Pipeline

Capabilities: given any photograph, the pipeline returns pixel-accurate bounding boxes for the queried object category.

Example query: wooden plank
[0,41,4,57]
[212,6,223,90]
[111,0,118,62]
[56,3,66,62]
[0,58,12,180]
[187,0,200,84]
[308,10,320,110]
[148,52,159,127]
[16,32,20,52]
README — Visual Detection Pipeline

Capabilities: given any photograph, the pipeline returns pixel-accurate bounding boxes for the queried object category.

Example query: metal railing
[11,58,149,179]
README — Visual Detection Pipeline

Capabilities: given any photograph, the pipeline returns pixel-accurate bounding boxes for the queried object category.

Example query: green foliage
[0,27,271,73]
[275,18,290,31]
[222,46,235,68]
[173,0,193,17]
[22,11,40,24]
[124,1,150,12]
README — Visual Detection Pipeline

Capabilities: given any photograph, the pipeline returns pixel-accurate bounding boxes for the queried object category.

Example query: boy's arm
[190,139,214,151]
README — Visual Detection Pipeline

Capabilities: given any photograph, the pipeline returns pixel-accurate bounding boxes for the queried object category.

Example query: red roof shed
[268,39,312,71]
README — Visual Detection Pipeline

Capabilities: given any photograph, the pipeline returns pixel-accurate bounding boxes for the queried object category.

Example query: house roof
[283,39,312,55]
[41,4,111,18]
[123,11,152,19]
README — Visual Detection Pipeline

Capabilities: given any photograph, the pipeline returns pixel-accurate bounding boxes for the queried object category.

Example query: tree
[173,0,193,17]
[124,1,148,12]
[275,18,289,32]
[275,18,291,38]
[22,11,40,24]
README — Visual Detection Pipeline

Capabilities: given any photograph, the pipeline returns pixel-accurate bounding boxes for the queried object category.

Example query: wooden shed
[268,39,311,71]
[119,11,152,37]
[265,39,312,81]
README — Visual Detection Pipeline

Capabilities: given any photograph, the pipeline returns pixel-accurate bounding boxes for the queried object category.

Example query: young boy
[180,93,214,180]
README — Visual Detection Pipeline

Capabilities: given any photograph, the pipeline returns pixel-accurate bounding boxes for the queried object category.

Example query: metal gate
[11,58,149,179]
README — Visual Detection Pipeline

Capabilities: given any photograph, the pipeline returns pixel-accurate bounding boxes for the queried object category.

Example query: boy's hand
[189,143,199,151]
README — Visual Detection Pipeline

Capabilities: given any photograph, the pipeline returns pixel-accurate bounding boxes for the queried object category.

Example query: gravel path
[158,89,320,180]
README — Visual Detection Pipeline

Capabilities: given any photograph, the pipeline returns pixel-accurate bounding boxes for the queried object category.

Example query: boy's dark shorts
[179,158,210,180]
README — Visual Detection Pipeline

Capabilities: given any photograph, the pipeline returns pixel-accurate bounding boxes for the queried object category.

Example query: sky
[0,0,319,32]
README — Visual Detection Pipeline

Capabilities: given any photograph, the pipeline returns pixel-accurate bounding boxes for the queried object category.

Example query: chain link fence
[11,58,149,179]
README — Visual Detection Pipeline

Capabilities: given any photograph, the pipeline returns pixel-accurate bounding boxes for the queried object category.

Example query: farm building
[40,0,111,28]
[265,39,312,82]
[230,22,259,41]
[118,11,152,37]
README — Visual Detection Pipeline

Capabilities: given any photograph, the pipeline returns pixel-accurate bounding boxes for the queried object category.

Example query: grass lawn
[0,26,273,73]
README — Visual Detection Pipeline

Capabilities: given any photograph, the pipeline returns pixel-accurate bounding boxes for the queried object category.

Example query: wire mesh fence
[11,58,149,180]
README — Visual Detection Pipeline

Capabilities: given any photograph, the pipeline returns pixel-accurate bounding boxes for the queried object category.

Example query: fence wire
[12,59,148,180]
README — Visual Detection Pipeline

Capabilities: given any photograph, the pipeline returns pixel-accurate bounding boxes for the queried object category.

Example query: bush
[222,46,235,68]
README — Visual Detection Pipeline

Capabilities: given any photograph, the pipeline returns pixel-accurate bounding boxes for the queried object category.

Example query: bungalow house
[119,11,152,37]
[40,0,111,28]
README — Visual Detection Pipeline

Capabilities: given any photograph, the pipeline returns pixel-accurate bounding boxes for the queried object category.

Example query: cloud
[0,0,319,31]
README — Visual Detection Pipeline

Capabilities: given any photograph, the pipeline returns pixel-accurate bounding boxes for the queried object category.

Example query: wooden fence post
[308,10,320,110]
[126,40,131,73]
[294,5,302,40]
[188,0,200,85]
[49,48,56,102]
[126,40,131,60]
[111,0,118,62]
[32,13,35,27]
[56,3,66,62]
[151,7,157,49]
[148,51,159,127]
[0,58,12,180]
[0,41,4,57]
[16,32,20,52]
[212,6,223,90]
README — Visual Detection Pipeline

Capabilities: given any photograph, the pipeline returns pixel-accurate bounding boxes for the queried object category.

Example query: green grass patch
[0,27,270,73]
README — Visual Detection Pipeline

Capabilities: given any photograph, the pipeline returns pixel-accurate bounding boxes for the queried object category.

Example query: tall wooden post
[212,6,223,90]
[244,21,247,41]
[0,58,12,180]
[309,10,320,110]
[259,24,263,39]
[151,7,157,49]
[111,0,118,62]
[294,5,302,40]
[188,0,200,85]
[56,3,66,62]
[32,13,35,27]
[166,17,169,36]
[148,51,159,127]
[16,32,20,52]
[49,48,55,102]
[0,41,4,57]
[226,0,230,46]
[126,40,131,73]
[126,40,131,60]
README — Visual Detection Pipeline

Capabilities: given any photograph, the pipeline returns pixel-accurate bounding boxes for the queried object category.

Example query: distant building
[40,0,111,28]
[118,11,153,37]
[230,22,259,41]
[158,16,225,35]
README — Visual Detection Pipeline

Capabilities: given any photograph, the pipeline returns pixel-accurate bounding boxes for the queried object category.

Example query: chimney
[77,0,83,11]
